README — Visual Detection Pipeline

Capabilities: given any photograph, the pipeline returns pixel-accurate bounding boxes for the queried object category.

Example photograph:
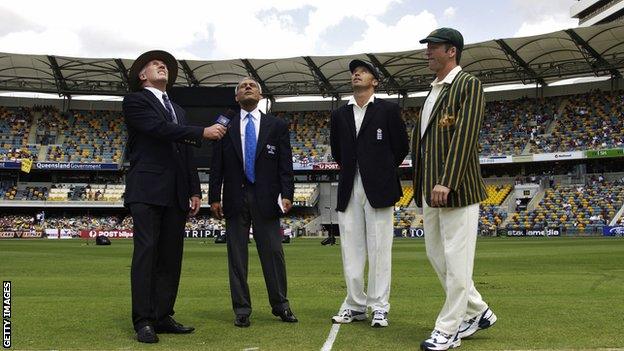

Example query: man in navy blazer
[329,59,409,328]
[123,50,226,343]
[209,77,297,328]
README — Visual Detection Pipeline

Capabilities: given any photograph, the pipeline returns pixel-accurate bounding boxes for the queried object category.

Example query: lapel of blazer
[345,106,356,141]
[141,89,170,121]
[255,112,274,160]
[229,114,244,164]
[422,84,450,137]
[357,99,378,139]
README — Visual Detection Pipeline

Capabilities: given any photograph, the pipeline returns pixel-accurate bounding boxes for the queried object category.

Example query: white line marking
[321,324,341,351]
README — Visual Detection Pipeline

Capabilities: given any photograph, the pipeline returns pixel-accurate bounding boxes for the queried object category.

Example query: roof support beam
[495,39,546,86]
[240,59,272,98]
[303,56,339,99]
[565,29,622,78]
[114,59,129,88]
[47,55,70,96]
[180,60,200,87]
[366,53,406,96]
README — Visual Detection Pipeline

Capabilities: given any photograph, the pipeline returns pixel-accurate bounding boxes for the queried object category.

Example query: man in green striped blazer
[412,28,497,351]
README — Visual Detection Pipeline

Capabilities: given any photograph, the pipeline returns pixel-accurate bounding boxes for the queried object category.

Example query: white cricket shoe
[458,307,497,339]
[420,330,461,351]
[370,310,388,328]
[331,309,366,324]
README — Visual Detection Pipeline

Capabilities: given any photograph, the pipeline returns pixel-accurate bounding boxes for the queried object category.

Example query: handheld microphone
[216,109,237,128]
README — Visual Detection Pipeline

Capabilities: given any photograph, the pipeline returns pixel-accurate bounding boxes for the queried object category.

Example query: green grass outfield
[1,237,623,350]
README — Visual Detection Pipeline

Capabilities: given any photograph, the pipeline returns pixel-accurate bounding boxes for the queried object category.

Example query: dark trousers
[226,184,289,316]
[129,202,186,331]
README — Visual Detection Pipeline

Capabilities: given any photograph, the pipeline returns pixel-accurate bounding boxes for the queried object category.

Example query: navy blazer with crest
[330,97,410,211]
[122,89,203,211]
[209,110,294,219]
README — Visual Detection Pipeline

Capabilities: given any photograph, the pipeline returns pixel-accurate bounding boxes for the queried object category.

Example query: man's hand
[189,196,201,216]
[281,198,293,214]
[203,124,226,140]
[431,184,451,207]
[210,202,224,219]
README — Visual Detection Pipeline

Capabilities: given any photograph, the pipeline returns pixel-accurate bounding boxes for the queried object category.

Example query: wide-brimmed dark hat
[419,27,464,51]
[128,50,178,92]
[348,59,381,80]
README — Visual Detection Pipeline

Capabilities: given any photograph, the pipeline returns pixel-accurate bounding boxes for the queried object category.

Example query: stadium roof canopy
[1,22,623,99]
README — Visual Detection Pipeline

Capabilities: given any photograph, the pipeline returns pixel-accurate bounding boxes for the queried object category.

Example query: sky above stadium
[0,0,578,60]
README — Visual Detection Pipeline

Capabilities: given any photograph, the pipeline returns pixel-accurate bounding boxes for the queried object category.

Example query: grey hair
[235,77,262,95]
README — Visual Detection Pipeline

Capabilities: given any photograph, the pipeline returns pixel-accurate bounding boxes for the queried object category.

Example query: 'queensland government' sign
[34,162,119,170]
[0,161,119,171]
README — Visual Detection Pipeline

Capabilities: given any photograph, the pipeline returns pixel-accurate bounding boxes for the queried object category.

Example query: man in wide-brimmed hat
[123,50,226,343]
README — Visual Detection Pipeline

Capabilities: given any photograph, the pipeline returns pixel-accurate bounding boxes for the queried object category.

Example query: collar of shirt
[347,94,375,108]
[144,87,167,107]
[240,107,261,123]
[430,65,462,88]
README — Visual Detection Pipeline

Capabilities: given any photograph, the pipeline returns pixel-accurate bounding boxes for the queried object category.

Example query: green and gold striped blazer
[411,70,487,208]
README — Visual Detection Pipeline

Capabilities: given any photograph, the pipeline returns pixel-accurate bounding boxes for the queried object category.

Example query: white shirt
[144,86,178,121]
[347,94,376,135]
[421,65,462,137]
[240,107,261,164]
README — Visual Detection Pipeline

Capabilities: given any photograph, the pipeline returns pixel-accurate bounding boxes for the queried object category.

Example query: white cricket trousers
[337,171,394,313]
[422,197,488,334]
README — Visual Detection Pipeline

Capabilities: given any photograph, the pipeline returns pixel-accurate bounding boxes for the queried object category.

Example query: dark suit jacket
[123,89,203,211]
[411,70,487,208]
[330,97,409,211]
[209,111,294,219]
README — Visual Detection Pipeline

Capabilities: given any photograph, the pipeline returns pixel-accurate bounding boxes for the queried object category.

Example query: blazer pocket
[136,163,165,174]
[263,142,279,159]
[439,125,455,134]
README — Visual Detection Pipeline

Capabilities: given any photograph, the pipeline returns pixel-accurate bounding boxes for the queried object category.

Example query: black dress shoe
[136,325,159,343]
[155,316,195,334]
[273,308,298,323]
[234,314,250,327]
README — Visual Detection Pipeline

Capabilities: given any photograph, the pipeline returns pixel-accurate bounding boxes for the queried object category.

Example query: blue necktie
[244,114,256,183]
[162,94,178,124]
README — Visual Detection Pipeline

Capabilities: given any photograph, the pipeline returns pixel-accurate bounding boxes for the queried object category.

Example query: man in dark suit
[123,50,226,343]
[329,59,409,328]
[412,28,497,351]
[209,77,297,328]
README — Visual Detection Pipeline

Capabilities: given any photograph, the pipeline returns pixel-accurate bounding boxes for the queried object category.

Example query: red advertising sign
[312,162,340,170]
[79,230,133,239]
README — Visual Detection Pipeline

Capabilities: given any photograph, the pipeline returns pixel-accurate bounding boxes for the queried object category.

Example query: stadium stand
[45,110,125,163]
[507,180,624,232]
[293,183,319,207]
[279,110,332,165]
[0,106,38,161]
[480,97,560,155]
[530,90,624,153]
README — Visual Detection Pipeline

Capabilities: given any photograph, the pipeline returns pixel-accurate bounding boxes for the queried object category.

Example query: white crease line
[321,323,341,351]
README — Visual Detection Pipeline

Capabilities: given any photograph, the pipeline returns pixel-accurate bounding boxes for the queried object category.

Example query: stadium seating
[481,184,512,206]
[480,97,560,156]
[293,183,319,207]
[278,110,332,165]
[0,106,38,161]
[45,110,125,163]
[508,181,624,231]
[530,90,624,153]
